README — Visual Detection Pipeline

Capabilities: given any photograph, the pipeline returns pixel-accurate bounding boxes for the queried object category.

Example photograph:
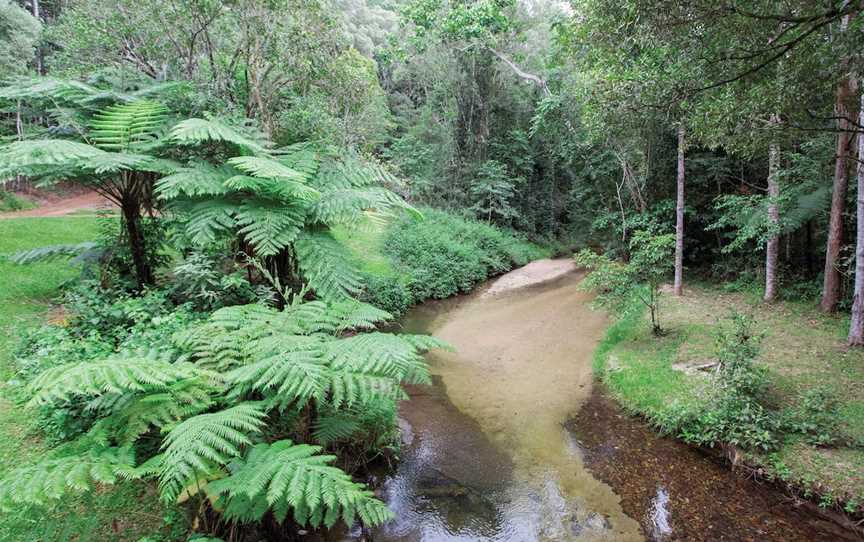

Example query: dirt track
[0,191,112,219]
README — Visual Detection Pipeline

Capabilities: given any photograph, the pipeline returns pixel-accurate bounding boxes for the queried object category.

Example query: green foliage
[577,230,675,334]
[159,119,416,300]
[209,439,394,527]
[782,387,844,447]
[0,0,40,76]
[382,208,549,302]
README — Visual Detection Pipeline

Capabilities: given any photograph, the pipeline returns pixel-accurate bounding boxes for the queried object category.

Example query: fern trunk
[120,196,154,289]
[674,124,685,296]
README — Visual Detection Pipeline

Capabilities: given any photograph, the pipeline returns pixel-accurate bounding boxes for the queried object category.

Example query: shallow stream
[369,262,851,541]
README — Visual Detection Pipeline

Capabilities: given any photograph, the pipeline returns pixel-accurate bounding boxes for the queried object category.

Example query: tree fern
[0,446,137,509]
[9,241,100,264]
[207,440,393,528]
[295,230,363,300]
[157,403,267,503]
[89,100,169,152]
[27,352,204,407]
[170,117,266,153]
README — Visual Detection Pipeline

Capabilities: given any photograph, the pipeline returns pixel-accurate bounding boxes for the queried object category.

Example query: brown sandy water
[371,261,851,541]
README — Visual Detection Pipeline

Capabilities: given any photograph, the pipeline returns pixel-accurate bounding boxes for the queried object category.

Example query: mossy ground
[594,281,864,513]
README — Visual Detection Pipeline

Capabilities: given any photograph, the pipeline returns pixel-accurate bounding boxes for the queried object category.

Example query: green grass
[0,217,181,541]
[593,283,864,513]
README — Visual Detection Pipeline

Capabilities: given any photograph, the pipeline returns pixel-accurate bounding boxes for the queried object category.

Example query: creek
[369,261,848,541]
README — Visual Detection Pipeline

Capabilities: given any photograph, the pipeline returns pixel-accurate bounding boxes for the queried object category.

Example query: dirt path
[0,191,113,219]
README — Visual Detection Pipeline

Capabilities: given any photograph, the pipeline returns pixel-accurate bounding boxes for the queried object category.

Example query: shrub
[382,208,548,303]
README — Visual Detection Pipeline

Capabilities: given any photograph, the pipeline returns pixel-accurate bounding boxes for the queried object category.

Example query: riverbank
[592,282,864,524]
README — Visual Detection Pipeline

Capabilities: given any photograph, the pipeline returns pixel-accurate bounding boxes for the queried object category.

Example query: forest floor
[0,217,180,541]
[0,188,112,218]
[595,282,864,516]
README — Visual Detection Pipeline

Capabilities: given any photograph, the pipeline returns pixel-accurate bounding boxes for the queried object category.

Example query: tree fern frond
[324,333,432,383]
[106,381,217,446]
[311,411,361,446]
[158,403,267,503]
[0,140,106,171]
[0,447,137,509]
[207,440,393,527]
[324,298,393,331]
[9,242,100,264]
[89,100,169,152]
[27,355,203,407]
[225,350,330,406]
[327,370,406,408]
[224,175,320,202]
[235,201,306,256]
[178,200,238,245]
[295,231,363,300]
[170,118,266,153]
[81,151,155,174]
[156,163,234,199]
[227,156,308,182]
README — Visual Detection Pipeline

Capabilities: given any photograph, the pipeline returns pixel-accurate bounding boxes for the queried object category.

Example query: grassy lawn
[0,217,182,541]
[595,282,864,512]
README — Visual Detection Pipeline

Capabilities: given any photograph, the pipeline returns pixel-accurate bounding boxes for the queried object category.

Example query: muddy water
[372,262,852,542]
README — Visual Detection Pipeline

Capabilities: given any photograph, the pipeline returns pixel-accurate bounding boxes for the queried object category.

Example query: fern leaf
[155,163,234,199]
[0,140,106,171]
[324,333,432,383]
[0,447,137,509]
[295,230,363,300]
[170,118,266,153]
[207,440,393,527]
[9,242,100,264]
[227,156,308,182]
[225,350,330,407]
[89,100,169,152]
[235,200,306,256]
[27,356,203,407]
[178,199,238,245]
[158,403,267,503]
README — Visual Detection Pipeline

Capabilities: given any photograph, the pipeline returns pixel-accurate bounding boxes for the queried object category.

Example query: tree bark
[848,87,864,345]
[120,196,153,289]
[674,125,685,296]
[821,14,858,312]
[764,124,781,302]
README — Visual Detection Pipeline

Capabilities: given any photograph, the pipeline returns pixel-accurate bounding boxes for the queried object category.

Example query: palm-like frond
[235,200,307,256]
[157,403,267,503]
[207,440,393,527]
[0,447,137,509]
[170,118,266,153]
[155,163,234,199]
[89,100,169,152]
[9,242,100,265]
[295,231,363,300]
[27,352,204,407]
[0,140,107,172]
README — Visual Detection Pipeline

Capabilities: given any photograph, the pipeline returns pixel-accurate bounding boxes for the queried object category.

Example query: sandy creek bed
[367,260,845,541]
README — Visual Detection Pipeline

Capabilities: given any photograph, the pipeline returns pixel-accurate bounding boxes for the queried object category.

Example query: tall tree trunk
[848,87,864,345]
[31,0,43,74]
[674,125,685,296]
[821,14,858,312]
[764,124,781,302]
[120,196,153,289]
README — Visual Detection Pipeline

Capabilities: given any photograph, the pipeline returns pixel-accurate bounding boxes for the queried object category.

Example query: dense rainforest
[0,0,863,540]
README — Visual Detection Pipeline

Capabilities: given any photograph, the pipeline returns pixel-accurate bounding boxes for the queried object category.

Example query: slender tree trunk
[31,0,43,75]
[674,125,685,296]
[821,14,859,312]
[764,125,781,302]
[848,87,864,345]
[120,196,153,289]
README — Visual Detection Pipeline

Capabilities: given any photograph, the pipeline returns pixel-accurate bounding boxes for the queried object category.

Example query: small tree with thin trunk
[764,122,781,303]
[848,86,864,346]
[576,230,676,335]
[674,124,686,296]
